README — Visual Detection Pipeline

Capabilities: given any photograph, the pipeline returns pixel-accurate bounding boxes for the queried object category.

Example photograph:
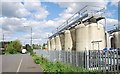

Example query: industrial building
[47,5,120,51]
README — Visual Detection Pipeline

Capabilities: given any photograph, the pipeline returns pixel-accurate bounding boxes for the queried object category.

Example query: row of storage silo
[48,23,106,51]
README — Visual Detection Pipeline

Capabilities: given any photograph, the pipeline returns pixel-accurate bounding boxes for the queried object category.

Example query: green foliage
[5,40,22,54]
[32,44,41,49]
[25,44,31,51]
[42,43,46,49]
[13,40,22,52]
[25,44,33,55]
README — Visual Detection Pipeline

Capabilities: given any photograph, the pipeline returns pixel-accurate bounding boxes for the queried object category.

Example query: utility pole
[2,22,4,48]
[2,33,4,48]
[31,27,32,48]
[24,26,32,48]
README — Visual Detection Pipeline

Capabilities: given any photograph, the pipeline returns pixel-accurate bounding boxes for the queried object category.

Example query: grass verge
[32,54,104,73]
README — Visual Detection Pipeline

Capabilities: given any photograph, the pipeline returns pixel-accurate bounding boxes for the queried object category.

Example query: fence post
[104,50,108,72]
[86,50,89,70]
[101,50,104,72]
[95,50,97,70]
[98,50,100,71]
[64,51,66,63]
[62,50,64,63]
[48,50,50,61]
[76,52,78,67]
[84,50,87,69]
[110,50,112,72]
[100,50,102,71]
[92,50,94,70]
[70,51,72,65]
[116,49,119,73]
[113,49,115,72]
[68,51,70,64]
[107,50,110,72]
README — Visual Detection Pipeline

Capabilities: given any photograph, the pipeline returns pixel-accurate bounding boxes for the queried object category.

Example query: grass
[32,54,104,73]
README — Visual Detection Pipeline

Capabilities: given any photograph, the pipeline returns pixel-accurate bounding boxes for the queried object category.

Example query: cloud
[1,1,118,45]
[2,1,49,20]
[23,1,49,20]
[98,18,118,25]
[0,16,54,44]
[98,18,118,30]
[0,17,27,33]
[2,2,30,18]
[110,0,119,7]
[106,18,118,25]
[47,1,108,30]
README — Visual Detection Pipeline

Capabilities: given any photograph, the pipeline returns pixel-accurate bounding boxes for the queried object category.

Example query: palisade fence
[34,49,120,72]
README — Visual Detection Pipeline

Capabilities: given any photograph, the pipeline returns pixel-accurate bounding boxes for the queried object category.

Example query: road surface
[1,54,43,73]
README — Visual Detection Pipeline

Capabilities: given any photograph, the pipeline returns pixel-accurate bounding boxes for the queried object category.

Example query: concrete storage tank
[64,30,73,51]
[113,31,120,48]
[50,37,56,50]
[70,28,76,51]
[75,24,89,51]
[89,23,106,50]
[105,32,113,48]
[47,39,51,50]
[55,35,62,50]
[59,33,65,50]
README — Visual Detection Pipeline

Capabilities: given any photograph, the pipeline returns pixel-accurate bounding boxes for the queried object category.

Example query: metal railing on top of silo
[50,5,105,38]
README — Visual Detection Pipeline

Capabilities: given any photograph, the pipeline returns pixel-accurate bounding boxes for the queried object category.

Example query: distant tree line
[32,44,41,49]
[0,41,11,48]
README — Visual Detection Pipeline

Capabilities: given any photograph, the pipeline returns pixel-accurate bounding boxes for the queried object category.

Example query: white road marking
[16,57,23,72]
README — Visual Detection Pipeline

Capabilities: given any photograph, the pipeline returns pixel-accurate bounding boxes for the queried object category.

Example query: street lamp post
[2,22,5,48]
[30,27,32,48]
[24,26,32,48]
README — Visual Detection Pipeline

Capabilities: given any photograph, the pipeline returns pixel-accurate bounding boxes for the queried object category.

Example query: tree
[5,40,22,54]
[25,44,33,55]
[32,44,36,49]
[12,40,22,52]
[42,43,46,49]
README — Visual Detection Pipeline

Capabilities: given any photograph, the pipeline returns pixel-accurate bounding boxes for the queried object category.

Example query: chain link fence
[34,49,120,72]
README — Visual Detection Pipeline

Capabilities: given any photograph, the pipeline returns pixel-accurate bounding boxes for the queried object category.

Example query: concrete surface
[1,54,42,73]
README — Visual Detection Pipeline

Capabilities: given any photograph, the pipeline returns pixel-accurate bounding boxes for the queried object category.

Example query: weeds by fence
[34,49,120,73]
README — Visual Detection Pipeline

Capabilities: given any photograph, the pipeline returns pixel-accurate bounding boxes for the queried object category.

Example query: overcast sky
[0,0,119,45]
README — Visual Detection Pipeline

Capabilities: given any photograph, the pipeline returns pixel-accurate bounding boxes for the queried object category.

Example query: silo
[55,35,62,50]
[114,31,120,48]
[89,23,106,50]
[105,32,112,48]
[59,33,65,50]
[64,30,73,51]
[70,28,76,51]
[75,24,89,51]
[47,39,51,50]
[50,37,55,50]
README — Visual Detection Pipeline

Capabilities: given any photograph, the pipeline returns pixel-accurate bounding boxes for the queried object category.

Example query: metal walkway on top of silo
[49,5,105,38]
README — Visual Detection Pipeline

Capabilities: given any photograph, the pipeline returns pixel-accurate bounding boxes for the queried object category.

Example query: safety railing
[50,5,105,38]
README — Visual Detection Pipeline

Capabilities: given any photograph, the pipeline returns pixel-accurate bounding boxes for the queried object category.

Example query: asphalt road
[1,54,43,73]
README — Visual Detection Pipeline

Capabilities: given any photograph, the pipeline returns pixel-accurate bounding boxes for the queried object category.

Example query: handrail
[50,5,105,38]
